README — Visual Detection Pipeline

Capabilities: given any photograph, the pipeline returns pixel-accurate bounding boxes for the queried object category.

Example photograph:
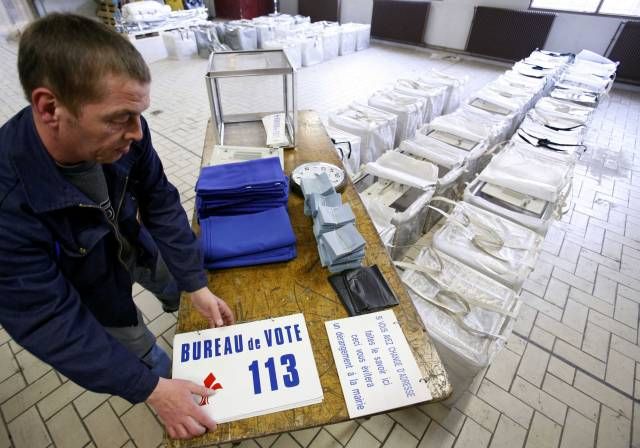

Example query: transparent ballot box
[355,174,435,260]
[206,50,297,148]
[400,248,520,404]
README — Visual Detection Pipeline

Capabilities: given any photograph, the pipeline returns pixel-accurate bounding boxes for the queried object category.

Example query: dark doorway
[299,0,340,22]
[214,0,275,19]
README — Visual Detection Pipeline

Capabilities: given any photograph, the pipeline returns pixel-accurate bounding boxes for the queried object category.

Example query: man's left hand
[190,287,235,328]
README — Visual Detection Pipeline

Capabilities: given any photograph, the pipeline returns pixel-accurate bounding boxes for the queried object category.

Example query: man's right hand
[146,377,217,439]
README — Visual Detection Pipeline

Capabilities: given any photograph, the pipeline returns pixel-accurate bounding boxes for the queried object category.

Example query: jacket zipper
[78,175,130,268]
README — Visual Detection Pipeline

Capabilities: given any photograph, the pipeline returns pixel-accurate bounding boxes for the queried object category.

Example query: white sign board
[173,313,323,423]
[325,310,432,418]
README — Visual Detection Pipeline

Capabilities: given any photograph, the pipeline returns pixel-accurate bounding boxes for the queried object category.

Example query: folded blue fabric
[196,157,286,194]
[197,180,289,202]
[200,206,296,268]
[197,196,289,218]
[196,158,289,218]
[204,245,297,269]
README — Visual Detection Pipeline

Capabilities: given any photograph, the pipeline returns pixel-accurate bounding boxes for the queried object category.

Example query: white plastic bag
[400,248,520,403]
[301,34,323,67]
[338,25,357,55]
[328,103,397,164]
[432,201,543,290]
[575,49,618,77]
[368,89,425,145]
[420,70,469,114]
[359,179,434,259]
[254,23,276,48]
[342,23,370,50]
[324,125,362,177]
[363,151,438,190]
[223,24,258,50]
[519,110,586,147]
[321,28,340,61]
[534,97,592,125]
[122,1,170,23]
[262,39,302,70]
[479,142,573,203]
[163,30,197,60]
[463,178,561,235]
[401,134,468,169]
[395,79,448,123]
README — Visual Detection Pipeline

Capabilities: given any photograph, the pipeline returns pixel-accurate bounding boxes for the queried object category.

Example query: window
[530,0,600,13]
[530,0,640,17]
[599,0,640,16]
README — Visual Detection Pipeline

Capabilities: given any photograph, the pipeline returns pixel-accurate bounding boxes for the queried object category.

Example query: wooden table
[169,111,451,448]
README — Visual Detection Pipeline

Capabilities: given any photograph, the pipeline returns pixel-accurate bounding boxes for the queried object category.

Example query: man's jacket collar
[11,107,137,214]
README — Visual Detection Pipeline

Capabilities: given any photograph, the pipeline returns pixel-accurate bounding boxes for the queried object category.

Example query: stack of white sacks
[348,52,568,259]
[324,48,615,403]
[389,49,615,404]
[327,70,468,177]
[325,70,470,260]
[214,14,371,69]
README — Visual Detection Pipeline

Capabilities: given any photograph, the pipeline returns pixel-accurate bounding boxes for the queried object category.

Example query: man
[0,13,234,440]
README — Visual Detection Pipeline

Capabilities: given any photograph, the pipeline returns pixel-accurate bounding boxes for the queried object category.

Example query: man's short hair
[18,13,151,115]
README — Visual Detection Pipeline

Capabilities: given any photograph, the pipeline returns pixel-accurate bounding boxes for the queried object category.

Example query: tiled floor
[1,37,640,448]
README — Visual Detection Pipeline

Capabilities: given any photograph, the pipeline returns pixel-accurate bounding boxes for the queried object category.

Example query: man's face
[57,74,151,164]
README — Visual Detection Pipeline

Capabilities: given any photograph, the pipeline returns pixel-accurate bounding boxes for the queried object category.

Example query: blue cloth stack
[196,157,289,218]
[196,157,296,269]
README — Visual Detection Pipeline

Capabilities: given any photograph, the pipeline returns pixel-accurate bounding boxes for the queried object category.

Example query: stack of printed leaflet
[195,157,297,269]
[313,203,356,236]
[172,313,324,423]
[317,223,365,273]
[301,173,365,272]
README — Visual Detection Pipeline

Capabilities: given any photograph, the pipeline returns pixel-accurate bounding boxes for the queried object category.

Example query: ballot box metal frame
[206,49,297,148]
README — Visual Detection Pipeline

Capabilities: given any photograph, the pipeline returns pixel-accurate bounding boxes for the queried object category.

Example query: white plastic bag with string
[394,79,448,124]
[431,200,543,290]
[399,247,520,403]
[478,141,574,203]
[363,151,439,190]
[419,70,469,114]
[368,89,426,146]
[328,102,397,164]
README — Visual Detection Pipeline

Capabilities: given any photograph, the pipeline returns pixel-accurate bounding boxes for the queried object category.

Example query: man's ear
[31,87,62,130]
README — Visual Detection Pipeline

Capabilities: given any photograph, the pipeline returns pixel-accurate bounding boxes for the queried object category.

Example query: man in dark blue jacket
[0,14,234,439]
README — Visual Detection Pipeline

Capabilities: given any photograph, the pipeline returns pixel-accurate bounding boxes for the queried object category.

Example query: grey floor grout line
[512,330,639,403]
[151,128,204,159]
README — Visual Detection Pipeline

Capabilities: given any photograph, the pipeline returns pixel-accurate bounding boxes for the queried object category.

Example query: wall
[336,0,623,56]
[340,0,372,24]
[278,0,297,15]
[545,12,620,55]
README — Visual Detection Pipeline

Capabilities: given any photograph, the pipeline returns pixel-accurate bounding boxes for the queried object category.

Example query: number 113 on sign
[248,353,300,394]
